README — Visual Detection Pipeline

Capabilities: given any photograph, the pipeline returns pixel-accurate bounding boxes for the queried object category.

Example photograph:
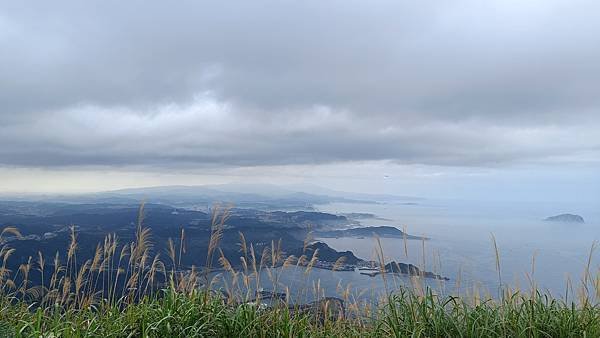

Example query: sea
[213,198,600,303]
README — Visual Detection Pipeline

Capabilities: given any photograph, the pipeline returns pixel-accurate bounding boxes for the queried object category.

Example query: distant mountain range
[0,185,444,287]
[0,197,425,270]
[0,184,423,211]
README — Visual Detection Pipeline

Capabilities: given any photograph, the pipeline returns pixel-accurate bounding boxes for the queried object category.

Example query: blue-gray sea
[213,198,600,303]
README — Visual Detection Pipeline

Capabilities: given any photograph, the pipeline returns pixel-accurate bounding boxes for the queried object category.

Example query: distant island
[314,225,427,240]
[544,213,585,223]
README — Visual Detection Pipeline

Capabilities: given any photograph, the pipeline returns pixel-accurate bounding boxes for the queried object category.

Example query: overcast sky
[0,1,599,202]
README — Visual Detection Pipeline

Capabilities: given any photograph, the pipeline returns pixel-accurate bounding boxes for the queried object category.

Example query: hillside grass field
[2,287,600,337]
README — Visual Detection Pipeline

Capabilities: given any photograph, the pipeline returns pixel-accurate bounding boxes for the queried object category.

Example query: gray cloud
[1,0,599,168]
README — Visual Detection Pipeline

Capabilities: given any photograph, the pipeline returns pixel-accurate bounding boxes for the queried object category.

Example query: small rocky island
[544,213,585,223]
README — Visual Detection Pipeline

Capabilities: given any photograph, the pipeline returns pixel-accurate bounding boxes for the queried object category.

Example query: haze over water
[312,199,600,298]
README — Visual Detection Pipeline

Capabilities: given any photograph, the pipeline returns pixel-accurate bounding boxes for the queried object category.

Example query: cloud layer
[1,1,599,168]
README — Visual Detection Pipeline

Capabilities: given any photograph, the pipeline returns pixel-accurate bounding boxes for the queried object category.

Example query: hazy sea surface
[311,199,600,298]
[212,198,599,302]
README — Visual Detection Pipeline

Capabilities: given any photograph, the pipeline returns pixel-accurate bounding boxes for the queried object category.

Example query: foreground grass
[0,288,599,337]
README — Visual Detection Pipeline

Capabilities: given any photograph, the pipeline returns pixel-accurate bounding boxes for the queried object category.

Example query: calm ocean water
[314,199,600,298]
[212,198,599,302]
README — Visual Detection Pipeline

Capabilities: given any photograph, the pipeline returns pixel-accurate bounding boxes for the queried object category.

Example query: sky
[0,1,599,203]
